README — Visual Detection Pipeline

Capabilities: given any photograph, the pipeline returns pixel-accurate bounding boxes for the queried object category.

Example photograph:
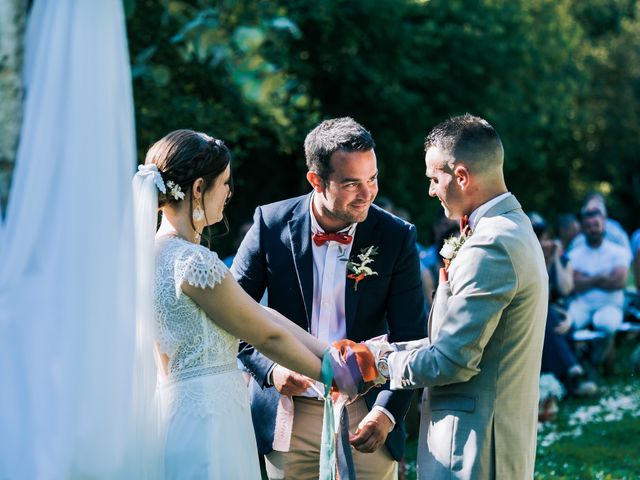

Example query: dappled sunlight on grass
[535,338,640,480]
[535,382,640,479]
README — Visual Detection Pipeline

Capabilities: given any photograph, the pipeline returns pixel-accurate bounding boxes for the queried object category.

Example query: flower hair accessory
[137,164,166,194]
[166,181,185,201]
[347,246,379,291]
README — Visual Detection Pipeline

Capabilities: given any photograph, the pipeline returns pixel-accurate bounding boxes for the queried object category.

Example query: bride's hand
[327,340,382,400]
[271,365,312,396]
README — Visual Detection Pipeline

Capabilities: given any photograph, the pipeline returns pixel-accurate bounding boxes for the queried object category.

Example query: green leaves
[127,0,640,257]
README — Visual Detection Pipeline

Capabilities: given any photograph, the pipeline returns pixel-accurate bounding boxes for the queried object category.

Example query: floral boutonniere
[440,228,472,271]
[347,246,379,291]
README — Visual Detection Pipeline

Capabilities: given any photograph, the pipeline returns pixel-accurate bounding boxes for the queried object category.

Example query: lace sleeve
[174,244,227,296]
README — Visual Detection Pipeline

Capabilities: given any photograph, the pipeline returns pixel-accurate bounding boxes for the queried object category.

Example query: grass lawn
[535,382,640,479]
[535,339,640,480]
[402,341,640,480]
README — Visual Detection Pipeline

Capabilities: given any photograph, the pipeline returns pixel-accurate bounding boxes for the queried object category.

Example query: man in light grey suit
[370,114,548,479]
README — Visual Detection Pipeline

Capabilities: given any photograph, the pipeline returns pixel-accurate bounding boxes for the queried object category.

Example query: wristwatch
[376,351,392,380]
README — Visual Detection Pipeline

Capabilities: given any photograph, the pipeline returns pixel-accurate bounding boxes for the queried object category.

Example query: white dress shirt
[289,200,356,400]
[307,196,395,427]
[309,205,356,342]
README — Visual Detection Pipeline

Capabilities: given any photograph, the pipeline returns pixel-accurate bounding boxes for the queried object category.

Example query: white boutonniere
[347,246,379,291]
[440,228,471,271]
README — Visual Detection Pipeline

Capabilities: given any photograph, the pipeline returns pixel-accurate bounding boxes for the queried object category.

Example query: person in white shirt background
[568,207,631,367]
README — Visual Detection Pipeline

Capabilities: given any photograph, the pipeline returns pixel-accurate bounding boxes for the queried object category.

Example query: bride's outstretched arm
[182,274,324,381]
[262,306,327,358]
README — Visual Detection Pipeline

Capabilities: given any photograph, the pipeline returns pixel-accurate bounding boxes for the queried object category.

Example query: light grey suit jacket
[388,194,548,479]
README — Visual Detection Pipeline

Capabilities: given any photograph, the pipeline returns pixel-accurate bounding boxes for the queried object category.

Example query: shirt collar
[468,192,511,231]
[309,193,357,236]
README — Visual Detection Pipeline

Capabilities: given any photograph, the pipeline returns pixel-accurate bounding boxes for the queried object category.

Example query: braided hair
[145,129,233,239]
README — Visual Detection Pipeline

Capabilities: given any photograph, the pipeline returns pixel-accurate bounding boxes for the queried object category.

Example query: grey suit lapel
[287,194,314,330]
[425,196,522,339]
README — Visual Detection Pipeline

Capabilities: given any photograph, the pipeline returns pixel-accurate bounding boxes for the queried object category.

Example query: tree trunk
[0,0,27,215]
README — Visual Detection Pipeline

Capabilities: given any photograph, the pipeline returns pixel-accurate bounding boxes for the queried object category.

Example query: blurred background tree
[124,0,640,255]
[569,0,640,230]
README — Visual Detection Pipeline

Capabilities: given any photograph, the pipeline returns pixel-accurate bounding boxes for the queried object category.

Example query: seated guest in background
[529,213,573,304]
[631,227,640,290]
[374,195,396,215]
[529,213,598,397]
[556,213,581,253]
[568,207,631,367]
[569,192,631,256]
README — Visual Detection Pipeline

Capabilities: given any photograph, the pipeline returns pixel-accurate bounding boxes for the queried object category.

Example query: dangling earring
[193,200,205,222]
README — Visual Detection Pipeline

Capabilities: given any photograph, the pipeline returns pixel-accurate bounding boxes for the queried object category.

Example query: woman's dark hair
[145,129,233,239]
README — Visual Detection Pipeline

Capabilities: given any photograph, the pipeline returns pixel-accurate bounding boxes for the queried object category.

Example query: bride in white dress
[132,130,328,479]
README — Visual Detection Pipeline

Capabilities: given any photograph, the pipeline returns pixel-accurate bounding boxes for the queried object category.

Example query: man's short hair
[582,192,608,217]
[304,117,375,181]
[424,113,503,172]
[580,207,605,223]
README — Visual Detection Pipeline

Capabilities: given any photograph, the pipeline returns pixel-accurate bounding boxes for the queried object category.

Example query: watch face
[377,359,389,377]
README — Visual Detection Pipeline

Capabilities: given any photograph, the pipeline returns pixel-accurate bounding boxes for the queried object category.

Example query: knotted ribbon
[136,164,166,193]
[313,232,353,247]
[318,341,379,479]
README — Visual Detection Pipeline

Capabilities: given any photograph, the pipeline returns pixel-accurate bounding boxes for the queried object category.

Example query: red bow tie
[312,231,353,246]
[459,215,470,235]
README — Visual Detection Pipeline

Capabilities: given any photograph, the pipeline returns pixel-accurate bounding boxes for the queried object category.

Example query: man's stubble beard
[329,204,371,226]
[587,233,604,247]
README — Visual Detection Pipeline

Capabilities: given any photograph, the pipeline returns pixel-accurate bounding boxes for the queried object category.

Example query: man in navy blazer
[232,117,427,479]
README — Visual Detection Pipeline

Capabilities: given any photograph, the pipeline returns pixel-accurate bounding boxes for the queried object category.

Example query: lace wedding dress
[154,235,261,479]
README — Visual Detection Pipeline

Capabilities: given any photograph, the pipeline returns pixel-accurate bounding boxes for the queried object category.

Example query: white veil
[129,167,165,478]
[0,0,141,477]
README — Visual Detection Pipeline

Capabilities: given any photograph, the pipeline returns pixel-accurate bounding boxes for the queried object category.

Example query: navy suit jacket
[231,192,427,460]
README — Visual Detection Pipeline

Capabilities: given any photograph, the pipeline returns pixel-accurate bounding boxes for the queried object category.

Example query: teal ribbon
[320,347,334,391]
[318,348,356,480]
[319,350,336,480]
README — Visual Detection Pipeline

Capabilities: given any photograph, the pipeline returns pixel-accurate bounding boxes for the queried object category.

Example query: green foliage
[126,0,640,254]
[127,0,319,252]
[396,0,586,231]
[276,0,588,238]
[570,0,640,231]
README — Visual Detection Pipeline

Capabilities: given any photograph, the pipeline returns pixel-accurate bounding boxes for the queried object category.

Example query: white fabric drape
[131,170,165,478]
[0,0,138,478]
